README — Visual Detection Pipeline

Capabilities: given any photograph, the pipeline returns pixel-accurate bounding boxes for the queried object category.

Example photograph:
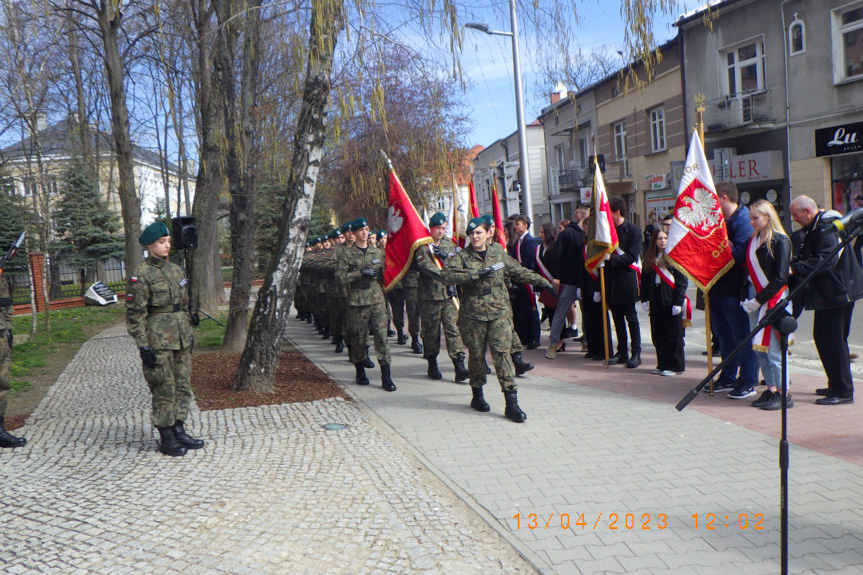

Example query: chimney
[549,82,568,104]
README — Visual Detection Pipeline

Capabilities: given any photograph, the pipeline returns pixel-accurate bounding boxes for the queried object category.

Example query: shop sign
[815,122,863,157]
[644,172,669,190]
[708,150,784,184]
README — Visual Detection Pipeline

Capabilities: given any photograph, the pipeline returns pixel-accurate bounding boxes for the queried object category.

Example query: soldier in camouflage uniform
[442,217,555,422]
[336,218,396,391]
[126,222,205,456]
[322,228,347,352]
[403,267,423,354]
[412,212,469,382]
[0,269,25,448]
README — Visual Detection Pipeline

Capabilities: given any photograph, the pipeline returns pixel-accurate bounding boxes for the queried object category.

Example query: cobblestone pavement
[0,323,536,574]
[285,313,863,575]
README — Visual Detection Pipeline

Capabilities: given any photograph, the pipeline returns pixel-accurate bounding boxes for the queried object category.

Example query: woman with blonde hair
[741,200,793,410]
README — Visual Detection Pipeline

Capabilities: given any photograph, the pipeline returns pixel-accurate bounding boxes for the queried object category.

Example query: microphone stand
[676,222,861,575]
[181,248,224,328]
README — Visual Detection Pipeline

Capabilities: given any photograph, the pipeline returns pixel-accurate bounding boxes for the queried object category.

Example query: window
[0,176,14,197]
[613,121,627,161]
[22,177,36,197]
[724,40,765,96]
[555,144,565,170]
[578,137,589,167]
[833,4,863,82]
[649,107,667,152]
[789,15,805,55]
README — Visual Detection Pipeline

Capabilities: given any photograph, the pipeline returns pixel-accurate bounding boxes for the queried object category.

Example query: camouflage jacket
[319,245,349,298]
[126,256,194,350]
[335,244,385,307]
[0,275,12,331]
[442,242,551,321]
[413,237,457,301]
[302,250,329,294]
[402,268,419,288]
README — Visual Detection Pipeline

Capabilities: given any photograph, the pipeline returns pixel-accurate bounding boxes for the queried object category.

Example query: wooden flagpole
[600,267,610,368]
[694,95,716,394]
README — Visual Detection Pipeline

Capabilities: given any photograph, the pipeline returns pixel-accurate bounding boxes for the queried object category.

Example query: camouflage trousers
[313,291,329,329]
[509,316,523,354]
[420,298,465,361]
[457,314,517,392]
[346,302,391,365]
[387,288,420,336]
[0,335,10,416]
[142,346,194,427]
[327,295,347,338]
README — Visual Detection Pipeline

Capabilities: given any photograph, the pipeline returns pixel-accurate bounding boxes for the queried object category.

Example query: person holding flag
[605,197,643,368]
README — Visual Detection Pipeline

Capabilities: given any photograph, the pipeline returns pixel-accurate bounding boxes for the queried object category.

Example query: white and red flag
[585,157,619,275]
[467,179,481,219]
[665,132,733,291]
[383,165,431,292]
[491,181,507,245]
[451,184,469,248]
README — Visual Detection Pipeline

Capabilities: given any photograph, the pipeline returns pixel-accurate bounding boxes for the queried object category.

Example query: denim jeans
[709,293,758,386]
[748,312,784,390]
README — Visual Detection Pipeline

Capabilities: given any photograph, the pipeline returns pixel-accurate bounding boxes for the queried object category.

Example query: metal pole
[508,0,533,231]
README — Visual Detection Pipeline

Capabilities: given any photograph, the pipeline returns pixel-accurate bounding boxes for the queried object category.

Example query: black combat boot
[363,347,375,369]
[354,363,370,385]
[381,363,397,392]
[396,329,407,345]
[503,390,527,422]
[322,327,331,339]
[0,417,26,448]
[172,421,205,449]
[426,356,442,380]
[607,349,629,366]
[306,315,313,324]
[334,337,344,354]
[410,335,423,355]
[470,386,490,412]
[387,325,396,337]
[511,352,534,376]
[156,426,188,456]
[626,348,642,369]
[453,358,469,383]
[485,363,492,374]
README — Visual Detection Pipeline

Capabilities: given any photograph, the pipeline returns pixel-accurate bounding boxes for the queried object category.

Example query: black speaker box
[171,216,198,250]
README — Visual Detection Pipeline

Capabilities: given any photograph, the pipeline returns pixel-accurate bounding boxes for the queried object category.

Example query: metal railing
[702,89,776,133]
[558,166,591,191]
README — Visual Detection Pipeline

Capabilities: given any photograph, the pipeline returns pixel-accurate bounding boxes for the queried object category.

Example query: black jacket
[641,265,687,307]
[605,220,642,305]
[711,204,753,298]
[790,211,863,310]
[548,221,585,285]
[749,234,791,305]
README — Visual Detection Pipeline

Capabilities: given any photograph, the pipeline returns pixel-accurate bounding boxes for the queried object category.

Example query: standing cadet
[336,218,396,391]
[126,222,204,456]
[442,218,555,422]
[413,212,469,382]
[0,269,25,448]
[322,228,348,353]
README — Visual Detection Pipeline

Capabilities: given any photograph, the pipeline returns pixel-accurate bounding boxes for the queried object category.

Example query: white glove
[741,299,760,314]
[641,301,650,312]
[593,292,601,303]
[671,305,682,316]
[576,288,582,300]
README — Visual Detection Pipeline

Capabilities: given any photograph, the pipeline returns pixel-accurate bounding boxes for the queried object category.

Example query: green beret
[328,229,342,240]
[138,221,170,246]
[341,221,353,233]
[429,212,447,227]
[348,218,368,232]
[466,217,487,234]
[482,214,494,225]
[377,230,387,239]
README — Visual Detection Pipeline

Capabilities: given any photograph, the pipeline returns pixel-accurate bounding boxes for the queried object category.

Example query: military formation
[297,213,556,423]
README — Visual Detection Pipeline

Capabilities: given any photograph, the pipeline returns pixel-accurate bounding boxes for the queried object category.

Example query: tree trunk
[233,0,344,391]
[97,0,141,275]
[222,0,262,352]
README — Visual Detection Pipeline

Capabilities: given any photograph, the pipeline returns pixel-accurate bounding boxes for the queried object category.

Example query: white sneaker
[660,370,678,376]
[651,368,662,374]
[545,346,557,360]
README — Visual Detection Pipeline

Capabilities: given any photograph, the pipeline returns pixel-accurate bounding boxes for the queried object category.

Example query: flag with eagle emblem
[383,165,432,292]
[665,132,733,291]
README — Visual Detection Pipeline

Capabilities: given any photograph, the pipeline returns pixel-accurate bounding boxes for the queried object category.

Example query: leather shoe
[525,339,540,350]
[815,388,830,396]
[607,351,628,366]
[815,396,853,405]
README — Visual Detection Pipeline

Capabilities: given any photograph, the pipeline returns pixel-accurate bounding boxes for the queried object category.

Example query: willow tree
[233,0,680,391]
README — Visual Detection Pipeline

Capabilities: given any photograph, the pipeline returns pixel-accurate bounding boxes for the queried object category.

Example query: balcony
[703,89,776,133]
[557,166,591,192]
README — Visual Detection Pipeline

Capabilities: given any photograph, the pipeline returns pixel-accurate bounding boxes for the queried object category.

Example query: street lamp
[465,1,534,230]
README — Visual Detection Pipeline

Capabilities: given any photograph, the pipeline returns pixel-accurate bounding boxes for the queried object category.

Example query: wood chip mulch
[190,350,351,411]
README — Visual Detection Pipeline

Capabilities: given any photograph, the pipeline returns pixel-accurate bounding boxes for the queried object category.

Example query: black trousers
[649,304,685,372]
[512,284,540,344]
[582,295,612,357]
[813,302,855,398]
[610,302,641,354]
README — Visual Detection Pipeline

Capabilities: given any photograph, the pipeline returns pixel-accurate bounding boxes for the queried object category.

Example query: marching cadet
[126,222,204,456]
[336,218,396,391]
[0,268,25,448]
[442,217,556,422]
[412,212,469,382]
[295,243,313,322]
[322,228,348,353]
[402,265,423,354]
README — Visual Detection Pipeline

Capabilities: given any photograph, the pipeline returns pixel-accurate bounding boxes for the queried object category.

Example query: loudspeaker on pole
[171,216,198,250]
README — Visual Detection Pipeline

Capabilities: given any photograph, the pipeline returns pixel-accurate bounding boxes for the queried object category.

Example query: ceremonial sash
[429,243,445,270]
[616,247,642,286]
[516,235,536,308]
[655,265,692,328]
[535,245,557,307]
[745,235,789,352]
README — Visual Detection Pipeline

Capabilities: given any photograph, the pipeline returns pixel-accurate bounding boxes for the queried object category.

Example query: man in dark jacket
[507,215,541,349]
[545,208,587,359]
[790,196,863,404]
[605,196,643,368]
[709,182,758,399]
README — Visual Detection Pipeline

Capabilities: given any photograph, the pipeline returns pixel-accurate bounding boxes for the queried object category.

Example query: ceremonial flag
[584,158,618,275]
[383,166,432,292]
[452,183,470,248]
[665,132,733,291]
[491,181,507,245]
[467,179,480,219]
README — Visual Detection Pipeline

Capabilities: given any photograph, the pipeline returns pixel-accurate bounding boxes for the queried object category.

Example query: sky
[459,2,685,149]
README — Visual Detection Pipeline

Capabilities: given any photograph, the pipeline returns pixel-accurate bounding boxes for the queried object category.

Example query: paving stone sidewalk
[285,317,863,575]
[0,323,536,574]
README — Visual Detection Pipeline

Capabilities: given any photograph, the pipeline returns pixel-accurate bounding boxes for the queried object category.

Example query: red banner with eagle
[665,132,733,292]
[383,165,432,292]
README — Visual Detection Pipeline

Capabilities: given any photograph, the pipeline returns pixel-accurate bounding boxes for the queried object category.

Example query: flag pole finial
[379,150,393,171]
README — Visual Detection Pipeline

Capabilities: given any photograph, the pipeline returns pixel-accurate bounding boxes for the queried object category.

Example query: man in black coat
[605,196,643,368]
[790,196,863,404]
[507,215,541,349]
[545,207,586,359]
